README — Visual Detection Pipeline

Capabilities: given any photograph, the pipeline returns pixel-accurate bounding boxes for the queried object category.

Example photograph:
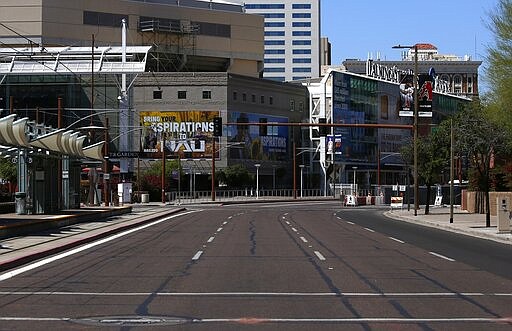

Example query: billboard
[399,74,433,117]
[227,112,289,161]
[139,111,218,159]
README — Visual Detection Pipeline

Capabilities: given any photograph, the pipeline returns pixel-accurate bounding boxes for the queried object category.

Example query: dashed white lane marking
[429,251,456,262]
[346,221,355,225]
[314,251,326,261]
[0,210,199,282]
[364,227,375,233]
[389,237,405,244]
[285,221,290,225]
[300,237,308,243]
[216,227,223,232]
[192,251,204,261]
[207,237,215,243]
[222,221,228,225]
[291,227,298,232]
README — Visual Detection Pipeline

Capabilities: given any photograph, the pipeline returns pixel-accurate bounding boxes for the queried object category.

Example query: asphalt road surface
[0,201,511,330]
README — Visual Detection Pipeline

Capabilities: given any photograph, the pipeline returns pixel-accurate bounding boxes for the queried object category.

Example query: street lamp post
[393,43,419,216]
[255,164,261,199]
[352,166,358,195]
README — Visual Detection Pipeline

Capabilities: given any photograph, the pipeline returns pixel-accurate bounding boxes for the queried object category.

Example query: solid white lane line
[429,251,456,262]
[389,237,405,244]
[0,210,199,282]
[364,227,375,233]
[192,251,203,261]
[346,221,355,225]
[207,237,215,243]
[314,251,326,261]
[300,237,308,243]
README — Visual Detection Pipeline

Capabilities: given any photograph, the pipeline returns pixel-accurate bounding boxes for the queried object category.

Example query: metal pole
[293,142,297,199]
[450,119,454,223]
[161,139,166,204]
[300,166,304,198]
[413,44,419,216]
[255,164,260,199]
[211,138,215,201]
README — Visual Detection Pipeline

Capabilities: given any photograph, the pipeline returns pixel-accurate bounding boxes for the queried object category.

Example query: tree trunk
[485,189,491,227]
[424,183,431,215]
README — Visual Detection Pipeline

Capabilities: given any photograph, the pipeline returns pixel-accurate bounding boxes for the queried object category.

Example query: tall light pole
[255,164,261,199]
[352,166,358,195]
[393,43,419,216]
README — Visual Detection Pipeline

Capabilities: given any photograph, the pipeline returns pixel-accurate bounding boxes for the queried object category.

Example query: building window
[178,90,187,99]
[265,40,285,45]
[193,21,231,38]
[293,49,311,54]
[453,75,462,94]
[252,94,256,103]
[265,31,285,36]
[265,49,286,54]
[202,90,212,99]
[260,95,265,104]
[269,96,274,105]
[264,67,286,73]
[292,4,311,9]
[293,58,311,63]
[262,13,285,19]
[153,90,162,99]
[467,76,473,94]
[265,77,286,81]
[293,40,311,45]
[242,93,247,102]
[292,13,311,18]
[245,4,285,9]
[292,31,311,36]
[290,99,295,111]
[293,67,311,72]
[265,22,285,27]
[293,76,309,80]
[233,91,238,100]
[292,22,311,27]
[299,101,304,112]
[265,58,286,63]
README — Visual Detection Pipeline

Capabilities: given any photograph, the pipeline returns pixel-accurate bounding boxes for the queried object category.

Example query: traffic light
[213,116,222,137]
[318,118,327,136]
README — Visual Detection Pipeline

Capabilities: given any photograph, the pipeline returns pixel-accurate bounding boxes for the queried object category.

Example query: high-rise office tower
[242,0,321,82]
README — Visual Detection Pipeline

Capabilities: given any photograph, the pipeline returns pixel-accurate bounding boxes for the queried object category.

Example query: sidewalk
[384,205,512,245]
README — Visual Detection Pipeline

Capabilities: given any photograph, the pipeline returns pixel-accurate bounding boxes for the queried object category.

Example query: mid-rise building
[240,0,321,82]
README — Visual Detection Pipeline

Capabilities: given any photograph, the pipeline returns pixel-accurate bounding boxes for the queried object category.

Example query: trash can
[141,193,150,203]
[15,192,27,215]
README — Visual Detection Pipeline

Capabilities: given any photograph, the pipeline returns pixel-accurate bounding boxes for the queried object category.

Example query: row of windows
[233,91,274,105]
[264,58,311,64]
[264,67,312,73]
[245,4,311,10]
[152,90,212,100]
[265,40,311,46]
[264,49,312,54]
[264,22,312,28]
[260,13,311,18]
[233,90,305,112]
[264,31,312,36]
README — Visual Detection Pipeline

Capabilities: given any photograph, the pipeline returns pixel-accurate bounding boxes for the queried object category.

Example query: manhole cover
[71,315,192,327]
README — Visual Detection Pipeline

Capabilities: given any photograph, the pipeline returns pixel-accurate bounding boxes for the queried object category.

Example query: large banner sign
[227,112,289,161]
[140,111,218,159]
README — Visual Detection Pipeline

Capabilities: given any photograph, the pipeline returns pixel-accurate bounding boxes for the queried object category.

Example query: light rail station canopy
[0,115,105,161]
[0,46,151,75]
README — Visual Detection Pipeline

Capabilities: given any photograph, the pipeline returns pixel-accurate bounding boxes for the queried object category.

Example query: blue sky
[321,0,499,68]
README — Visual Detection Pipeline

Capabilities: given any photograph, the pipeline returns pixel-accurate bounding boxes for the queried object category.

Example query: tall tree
[453,102,510,226]
[486,0,512,132]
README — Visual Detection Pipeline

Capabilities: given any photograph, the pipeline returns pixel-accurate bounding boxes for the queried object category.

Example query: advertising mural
[227,112,289,161]
[139,110,218,159]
